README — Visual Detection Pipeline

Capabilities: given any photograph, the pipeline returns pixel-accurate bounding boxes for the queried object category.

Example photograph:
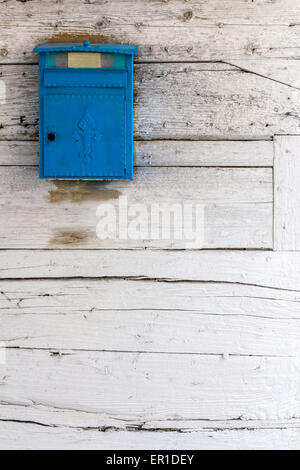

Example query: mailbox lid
[33,42,138,56]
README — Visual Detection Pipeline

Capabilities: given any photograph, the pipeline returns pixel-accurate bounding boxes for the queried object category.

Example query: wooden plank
[1,1,300,64]
[134,140,273,167]
[1,402,299,441]
[274,136,300,251]
[134,63,300,139]
[1,64,300,140]
[2,279,299,318]
[0,420,299,450]
[0,140,273,167]
[1,279,300,356]
[0,142,38,166]
[1,403,299,435]
[0,250,300,290]
[0,349,299,421]
[0,166,273,249]
[2,0,300,28]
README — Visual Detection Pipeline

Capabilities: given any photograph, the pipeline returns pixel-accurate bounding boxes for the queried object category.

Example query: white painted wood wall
[0,0,300,450]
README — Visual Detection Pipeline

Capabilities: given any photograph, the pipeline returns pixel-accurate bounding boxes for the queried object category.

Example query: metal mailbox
[33,41,138,180]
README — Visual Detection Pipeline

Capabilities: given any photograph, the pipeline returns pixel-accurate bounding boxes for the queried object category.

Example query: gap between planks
[1,346,295,359]
[1,419,299,450]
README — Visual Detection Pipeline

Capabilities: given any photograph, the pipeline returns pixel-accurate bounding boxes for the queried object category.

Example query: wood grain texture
[1,64,300,140]
[0,349,299,421]
[134,140,273,167]
[274,136,300,251]
[0,140,274,167]
[228,59,300,89]
[0,0,300,64]
[0,420,299,450]
[0,250,299,290]
[1,279,300,356]
[1,402,299,437]
[0,141,38,166]
[1,400,299,446]
[0,166,273,249]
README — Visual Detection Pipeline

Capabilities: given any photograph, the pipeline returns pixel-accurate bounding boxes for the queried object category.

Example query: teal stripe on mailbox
[46,53,56,67]
[113,54,126,68]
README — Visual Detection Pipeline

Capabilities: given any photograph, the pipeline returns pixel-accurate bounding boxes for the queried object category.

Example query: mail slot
[33,41,138,180]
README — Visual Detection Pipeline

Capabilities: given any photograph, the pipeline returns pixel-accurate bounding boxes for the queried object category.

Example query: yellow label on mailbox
[68,52,101,68]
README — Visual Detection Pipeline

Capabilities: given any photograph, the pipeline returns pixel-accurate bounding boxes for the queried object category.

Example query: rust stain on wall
[49,229,88,246]
[37,31,128,47]
[47,181,121,204]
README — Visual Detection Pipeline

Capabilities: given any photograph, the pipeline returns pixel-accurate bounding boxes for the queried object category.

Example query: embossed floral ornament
[73,109,101,161]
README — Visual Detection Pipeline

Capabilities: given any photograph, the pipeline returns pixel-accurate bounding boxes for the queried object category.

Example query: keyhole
[48,132,56,142]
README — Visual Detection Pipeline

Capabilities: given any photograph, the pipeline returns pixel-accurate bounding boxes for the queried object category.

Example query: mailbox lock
[47,132,56,142]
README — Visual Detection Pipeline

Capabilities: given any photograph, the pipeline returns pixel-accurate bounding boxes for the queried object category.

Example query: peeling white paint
[0,81,6,105]
[0,342,6,365]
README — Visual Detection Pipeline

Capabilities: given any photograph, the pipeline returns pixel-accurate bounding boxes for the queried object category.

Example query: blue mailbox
[33,41,138,180]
